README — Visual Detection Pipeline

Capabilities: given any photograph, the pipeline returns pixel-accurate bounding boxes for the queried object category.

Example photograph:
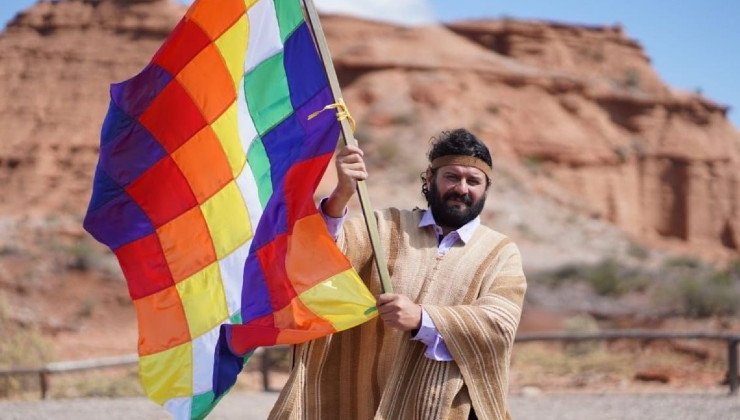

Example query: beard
[427,179,486,229]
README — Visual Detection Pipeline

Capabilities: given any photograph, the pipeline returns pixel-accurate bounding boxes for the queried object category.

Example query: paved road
[1,391,738,419]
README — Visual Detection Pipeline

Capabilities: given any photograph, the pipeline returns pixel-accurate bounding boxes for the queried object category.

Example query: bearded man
[269,129,527,420]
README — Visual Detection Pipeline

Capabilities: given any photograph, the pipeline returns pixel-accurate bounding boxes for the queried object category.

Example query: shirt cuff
[412,307,453,362]
[318,197,347,240]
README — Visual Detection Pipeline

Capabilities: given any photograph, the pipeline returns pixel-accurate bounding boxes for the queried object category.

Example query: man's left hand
[376,293,422,331]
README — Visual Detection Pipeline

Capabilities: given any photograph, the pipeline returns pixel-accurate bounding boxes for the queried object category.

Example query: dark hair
[421,129,492,201]
[428,128,492,167]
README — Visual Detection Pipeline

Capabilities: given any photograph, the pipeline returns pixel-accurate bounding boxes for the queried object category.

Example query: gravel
[0,391,738,419]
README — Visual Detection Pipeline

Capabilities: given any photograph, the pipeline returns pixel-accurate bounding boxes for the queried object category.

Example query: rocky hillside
[0,0,739,356]
[321,16,740,259]
[0,0,183,217]
[1,0,737,259]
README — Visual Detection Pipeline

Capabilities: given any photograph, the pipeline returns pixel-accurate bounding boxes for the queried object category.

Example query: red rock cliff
[322,16,740,255]
[0,1,738,257]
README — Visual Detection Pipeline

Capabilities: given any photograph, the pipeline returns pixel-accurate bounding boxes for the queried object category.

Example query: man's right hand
[322,146,367,218]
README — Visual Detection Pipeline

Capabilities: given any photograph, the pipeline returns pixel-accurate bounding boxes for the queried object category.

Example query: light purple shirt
[319,199,480,362]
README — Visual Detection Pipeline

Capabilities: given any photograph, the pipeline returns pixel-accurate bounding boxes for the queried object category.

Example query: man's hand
[376,293,422,331]
[322,146,367,218]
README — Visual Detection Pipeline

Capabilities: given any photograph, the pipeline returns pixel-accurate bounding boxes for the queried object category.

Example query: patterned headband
[430,155,492,179]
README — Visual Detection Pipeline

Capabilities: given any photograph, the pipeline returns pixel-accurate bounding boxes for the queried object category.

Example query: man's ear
[425,167,433,188]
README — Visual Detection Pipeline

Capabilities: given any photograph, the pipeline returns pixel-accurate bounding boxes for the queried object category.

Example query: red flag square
[139,81,207,153]
[116,234,175,300]
[126,156,197,227]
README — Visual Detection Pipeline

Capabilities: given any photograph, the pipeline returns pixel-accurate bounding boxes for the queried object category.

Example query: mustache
[442,191,473,206]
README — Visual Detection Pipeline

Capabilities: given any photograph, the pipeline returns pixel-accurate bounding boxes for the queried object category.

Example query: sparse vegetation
[0,292,55,397]
[66,239,95,271]
[666,268,740,318]
[613,146,630,163]
[522,155,546,175]
[588,259,646,296]
[76,297,96,319]
[626,241,650,261]
[543,258,649,296]
[563,314,602,355]
[578,47,605,63]
[535,257,740,318]
[50,369,143,399]
[511,340,726,391]
[515,222,542,242]
[665,256,703,269]
[622,68,641,89]
[513,342,633,380]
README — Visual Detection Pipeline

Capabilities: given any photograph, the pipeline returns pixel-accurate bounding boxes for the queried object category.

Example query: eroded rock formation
[0,0,738,258]
[324,16,740,255]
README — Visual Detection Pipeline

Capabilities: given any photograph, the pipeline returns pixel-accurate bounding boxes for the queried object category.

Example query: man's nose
[453,180,469,194]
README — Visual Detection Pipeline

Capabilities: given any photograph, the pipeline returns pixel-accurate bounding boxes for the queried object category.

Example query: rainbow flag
[83,0,376,417]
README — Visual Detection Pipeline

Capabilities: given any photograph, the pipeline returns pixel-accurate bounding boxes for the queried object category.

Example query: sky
[1,0,738,126]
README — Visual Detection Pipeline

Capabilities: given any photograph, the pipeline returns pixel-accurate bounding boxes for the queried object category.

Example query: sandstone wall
[446,20,740,252]
[0,0,180,215]
[323,16,740,255]
[0,1,737,257]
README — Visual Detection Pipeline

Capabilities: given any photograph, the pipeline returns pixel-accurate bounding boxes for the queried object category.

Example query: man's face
[427,165,488,229]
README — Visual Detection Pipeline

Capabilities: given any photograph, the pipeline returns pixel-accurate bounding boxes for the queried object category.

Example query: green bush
[533,255,740,318]
[544,259,648,296]
[673,271,740,318]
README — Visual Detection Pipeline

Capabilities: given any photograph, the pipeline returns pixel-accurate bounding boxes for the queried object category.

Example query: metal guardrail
[0,354,139,399]
[1,331,738,398]
[0,348,283,399]
[515,330,740,395]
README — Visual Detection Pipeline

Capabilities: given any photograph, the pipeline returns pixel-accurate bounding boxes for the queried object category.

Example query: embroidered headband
[430,155,492,179]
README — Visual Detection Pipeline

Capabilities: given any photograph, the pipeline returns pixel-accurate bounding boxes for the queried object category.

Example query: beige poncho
[269,208,527,420]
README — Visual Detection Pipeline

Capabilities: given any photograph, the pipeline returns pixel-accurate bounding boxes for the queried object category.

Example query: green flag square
[191,391,217,420]
[247,137,273,208]
[274,0,305,42]
[245,52,293,135]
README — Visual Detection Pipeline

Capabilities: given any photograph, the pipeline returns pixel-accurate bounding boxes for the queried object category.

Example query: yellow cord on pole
[307,98,357,132]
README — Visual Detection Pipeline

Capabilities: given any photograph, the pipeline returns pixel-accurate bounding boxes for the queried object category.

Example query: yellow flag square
[201,181,252,259]
[176,263,230,338]
[139,341,193,405]
[211,102,246,176]
[215,15,249,90]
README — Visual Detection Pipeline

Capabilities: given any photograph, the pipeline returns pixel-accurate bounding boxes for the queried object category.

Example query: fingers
[375,294,421,332]
[337,152,366,168]
[337,145,364,157]
[340,162,368,180]
[376,294,408,316]
[375,293,397,305]
[338,151,364,163]
[335,146,368,187]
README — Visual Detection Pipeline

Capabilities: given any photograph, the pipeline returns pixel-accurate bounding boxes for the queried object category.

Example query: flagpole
[302,0,394,295]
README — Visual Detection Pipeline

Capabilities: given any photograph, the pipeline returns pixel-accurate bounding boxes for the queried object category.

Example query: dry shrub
[0,292,55,397]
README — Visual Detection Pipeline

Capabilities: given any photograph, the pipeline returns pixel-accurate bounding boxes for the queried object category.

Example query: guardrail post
[40,370,49,399]
[729,339,738,396]
[261,349,271,392]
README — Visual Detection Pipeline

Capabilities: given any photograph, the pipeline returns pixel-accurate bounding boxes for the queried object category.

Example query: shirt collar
[418,208,480,244]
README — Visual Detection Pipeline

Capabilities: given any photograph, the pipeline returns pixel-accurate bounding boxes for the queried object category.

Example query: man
[269,129,526,420]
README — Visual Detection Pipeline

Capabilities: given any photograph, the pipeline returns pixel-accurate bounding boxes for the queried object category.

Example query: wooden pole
[302,0,393,294]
